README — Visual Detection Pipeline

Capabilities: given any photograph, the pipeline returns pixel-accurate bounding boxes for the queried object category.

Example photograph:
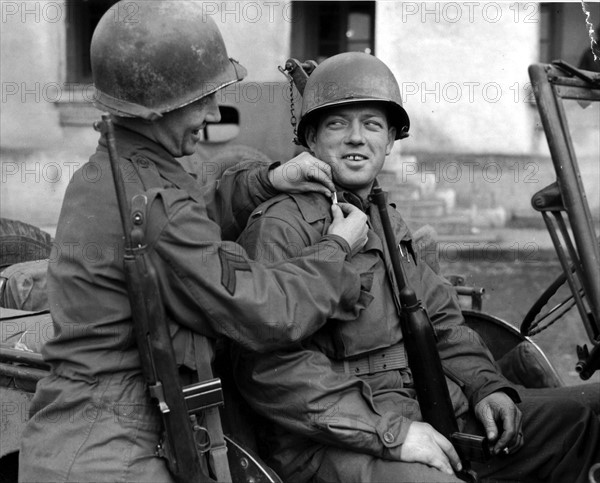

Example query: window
[57,1,117,126]
[290,2,375,63]
[66,1,117,83]
[539,2,600,66]
[539,3,562,63]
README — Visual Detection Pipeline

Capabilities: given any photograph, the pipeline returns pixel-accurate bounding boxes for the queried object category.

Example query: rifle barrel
[102,115,133,248]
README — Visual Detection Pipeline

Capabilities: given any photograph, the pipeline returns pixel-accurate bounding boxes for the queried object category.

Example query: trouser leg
[312,447,462,483]
[518,383,600,415]
[468,394,600,483]
[291,389,600,483]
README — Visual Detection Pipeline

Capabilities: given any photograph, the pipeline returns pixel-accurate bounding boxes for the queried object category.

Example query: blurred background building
[1,1,598,236]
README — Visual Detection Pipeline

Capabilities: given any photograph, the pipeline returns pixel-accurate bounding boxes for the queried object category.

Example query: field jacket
[19,127,367,482]
[233,190,518,482]
[42,127,366,380]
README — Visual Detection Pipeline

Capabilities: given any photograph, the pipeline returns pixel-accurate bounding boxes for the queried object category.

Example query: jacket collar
[289,179,412,242]
[98,124,194,177]
[96,124,204,199]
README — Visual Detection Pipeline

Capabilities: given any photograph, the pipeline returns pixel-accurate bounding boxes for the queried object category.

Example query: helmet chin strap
[279,60,319,146]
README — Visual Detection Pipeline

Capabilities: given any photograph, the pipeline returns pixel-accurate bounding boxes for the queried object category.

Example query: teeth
[345,155,366,161]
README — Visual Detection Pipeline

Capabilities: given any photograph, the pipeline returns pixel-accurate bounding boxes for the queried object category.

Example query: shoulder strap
[368,202,404,315]
[131,158,232,481]
[194,334,232,482]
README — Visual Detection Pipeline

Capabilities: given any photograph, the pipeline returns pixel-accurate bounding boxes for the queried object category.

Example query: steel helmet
[91,1,247,120]
[297,52,409,147]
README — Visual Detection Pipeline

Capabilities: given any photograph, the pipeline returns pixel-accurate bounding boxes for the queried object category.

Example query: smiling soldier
[17,4,372,482]
[232,52,600,483]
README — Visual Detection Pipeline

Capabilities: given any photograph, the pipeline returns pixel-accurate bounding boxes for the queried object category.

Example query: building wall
[1,0,65,149]
[1,1,597,234]
[0,1,295,232]
[209,1,297,162]
[214,1,293,82]
[375,2,542,155]
[0,1,91,233]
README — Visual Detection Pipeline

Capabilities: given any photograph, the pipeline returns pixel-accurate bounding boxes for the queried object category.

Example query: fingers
[500,433,524,455]
[479,402,499,444]
[432,431,463,475]
[336,202,361,216]
[503,431,525,455]
[308,159,335,194]
[327,203,368,253]
[336,203,368,229]
[274,153,335,196]
[330,203,344,222]
[492,403,521,455]
[476,393,523,455]
[497,407,523,455]
[399,422,462,477]
[423,446,455,476]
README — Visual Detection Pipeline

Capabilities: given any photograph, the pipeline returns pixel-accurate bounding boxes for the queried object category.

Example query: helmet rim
[93,59,247,120]
[297,97,410,147]
[297,52,410,147]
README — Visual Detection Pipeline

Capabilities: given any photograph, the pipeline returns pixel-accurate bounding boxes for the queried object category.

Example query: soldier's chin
[179,140,199,157]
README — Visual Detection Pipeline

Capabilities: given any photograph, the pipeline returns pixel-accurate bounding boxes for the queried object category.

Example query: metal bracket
[183,378,224,413]
[279,58,318,96]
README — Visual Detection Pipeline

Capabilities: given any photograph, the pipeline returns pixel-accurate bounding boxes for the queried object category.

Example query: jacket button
[136,156,149,168]
[383,431,395,444]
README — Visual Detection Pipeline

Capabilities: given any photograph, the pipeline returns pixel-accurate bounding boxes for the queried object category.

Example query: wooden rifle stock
[97,115,215,483]
[370,181,489,482]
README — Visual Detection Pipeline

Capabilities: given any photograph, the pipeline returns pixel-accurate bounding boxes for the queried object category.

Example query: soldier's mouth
[342,154,368,161]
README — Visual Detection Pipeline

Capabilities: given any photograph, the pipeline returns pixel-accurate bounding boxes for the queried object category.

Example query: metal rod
[0,362,48,382]
[0,345,48,368]
[529,64,600,337]
[552,212,595,340]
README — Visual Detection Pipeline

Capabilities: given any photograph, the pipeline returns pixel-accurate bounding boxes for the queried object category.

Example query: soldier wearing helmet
[18,4,371,482]
[296,51,410,147]
[233,52,600,483]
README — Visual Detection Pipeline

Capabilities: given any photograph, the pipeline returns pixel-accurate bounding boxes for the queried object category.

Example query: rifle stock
[370,181,489,483]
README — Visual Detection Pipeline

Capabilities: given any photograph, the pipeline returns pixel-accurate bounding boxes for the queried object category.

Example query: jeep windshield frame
[528,62,600,377]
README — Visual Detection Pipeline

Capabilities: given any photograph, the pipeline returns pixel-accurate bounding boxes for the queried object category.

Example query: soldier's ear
[306,125,318,153]
[386,126,396,155]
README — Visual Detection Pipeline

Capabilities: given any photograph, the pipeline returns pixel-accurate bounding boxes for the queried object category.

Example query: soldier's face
[306,104,396,199]
[152,94,221,157]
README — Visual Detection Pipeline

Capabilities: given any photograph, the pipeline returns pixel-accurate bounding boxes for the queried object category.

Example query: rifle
[96,115,226,483]
[370,180,490,483]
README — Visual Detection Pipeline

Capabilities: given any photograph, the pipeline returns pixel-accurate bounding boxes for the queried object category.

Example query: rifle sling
[128,153,232,482]
[194,322,232,483]
[367,201,404,315]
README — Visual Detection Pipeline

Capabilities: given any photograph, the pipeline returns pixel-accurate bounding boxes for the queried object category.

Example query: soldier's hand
[399,422,463,476]
[268,153,335,197]
[327,203,368,254]
[474,392,523,456]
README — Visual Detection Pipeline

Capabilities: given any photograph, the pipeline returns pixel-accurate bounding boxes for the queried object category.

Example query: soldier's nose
[205,94,221,123]
[346,122,365,144]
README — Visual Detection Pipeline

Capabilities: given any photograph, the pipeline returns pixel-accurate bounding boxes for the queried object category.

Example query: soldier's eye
[366,120,383,129]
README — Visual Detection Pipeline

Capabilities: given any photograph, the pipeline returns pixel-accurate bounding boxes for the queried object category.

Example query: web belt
[331,342,407,376]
